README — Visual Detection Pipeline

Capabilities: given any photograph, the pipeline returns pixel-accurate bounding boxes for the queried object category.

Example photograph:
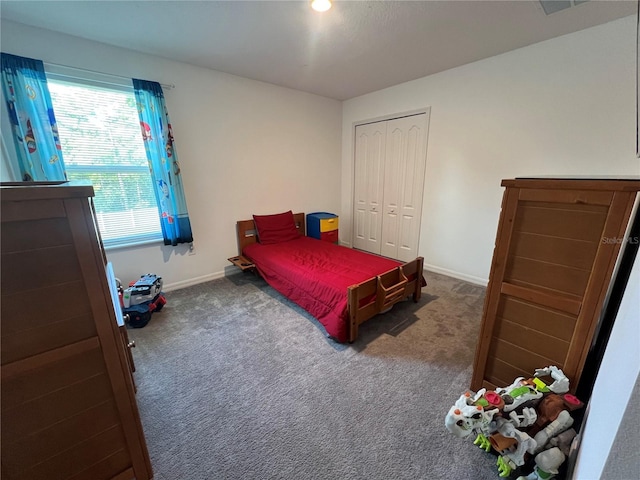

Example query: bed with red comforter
[236,211,425,343]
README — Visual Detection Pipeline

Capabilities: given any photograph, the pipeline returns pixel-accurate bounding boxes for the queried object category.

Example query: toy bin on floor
[306,212,339,244]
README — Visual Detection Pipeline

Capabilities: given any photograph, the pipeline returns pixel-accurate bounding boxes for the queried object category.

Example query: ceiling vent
[539,0,590,16]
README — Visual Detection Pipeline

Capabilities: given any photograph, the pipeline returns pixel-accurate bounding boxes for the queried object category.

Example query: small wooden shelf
[228,255,255,271]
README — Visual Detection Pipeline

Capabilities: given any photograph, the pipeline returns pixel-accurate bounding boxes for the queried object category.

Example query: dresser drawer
[318,216,338,232]
[320,229,338,243]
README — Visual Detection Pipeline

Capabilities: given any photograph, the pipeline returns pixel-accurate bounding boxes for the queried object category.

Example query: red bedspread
[243,236,401,342]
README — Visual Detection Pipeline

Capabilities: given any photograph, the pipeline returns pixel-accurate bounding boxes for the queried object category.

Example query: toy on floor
[516,447,565,480]
[444,366,583,478]
[122,274,164,307]
[119,274,166,328]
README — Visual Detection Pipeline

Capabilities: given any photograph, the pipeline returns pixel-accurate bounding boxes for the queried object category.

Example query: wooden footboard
[347,256,424,343]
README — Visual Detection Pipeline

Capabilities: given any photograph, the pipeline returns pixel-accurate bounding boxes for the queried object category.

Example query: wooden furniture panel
[1,182,152,480]
[3,401,122,473]
[512,202,608,240]
[1,282,92,332]
[1,281,95,363]
[488,337,552,382]
[484,357,529,391]
[508,232,599,270]
[472,178,639,393]
[493,315,569,365]
[498,296,576,342]
[0,197,66,222]
[500,282,581,315]
[15,426,129,480]
[504,255,591,297]
[1,245,83,294]
[1,346,106,411]
[1,217,74,251]
[517,188,613,206]
[3,372,114,441]
[67,453,133,480]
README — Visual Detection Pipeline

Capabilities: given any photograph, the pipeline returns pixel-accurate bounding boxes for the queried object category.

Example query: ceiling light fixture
[311,0,332,13]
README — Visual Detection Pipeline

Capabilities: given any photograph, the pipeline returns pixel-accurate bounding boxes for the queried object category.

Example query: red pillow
[253,210,300,245]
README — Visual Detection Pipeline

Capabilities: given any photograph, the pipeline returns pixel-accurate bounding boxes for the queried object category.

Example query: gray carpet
[128,270,502,480]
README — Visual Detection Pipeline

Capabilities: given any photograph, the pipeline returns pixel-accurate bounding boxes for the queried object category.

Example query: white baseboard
[423,263,488,287]
[163,270,229,292]
[163,264,488,292]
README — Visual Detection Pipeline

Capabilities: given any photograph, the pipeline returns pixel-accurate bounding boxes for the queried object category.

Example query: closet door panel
[354,122,386,254]
[384,115,428,262]
[397,214,419,261]
[354,208,366,245]
[381,212,399,256]
[380,114,428,261]
[380,123,402,258]
[353,126,368,250]
[398,116,428,262]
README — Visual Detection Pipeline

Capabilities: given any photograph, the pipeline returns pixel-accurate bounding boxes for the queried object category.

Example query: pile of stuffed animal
[444,366,583,479]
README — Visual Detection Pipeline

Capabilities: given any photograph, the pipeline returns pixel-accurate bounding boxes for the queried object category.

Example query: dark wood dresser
[1,182,152,480]
[471,177,640,394]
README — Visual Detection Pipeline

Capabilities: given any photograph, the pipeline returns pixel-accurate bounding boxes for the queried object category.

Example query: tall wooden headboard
[236,212,306,255]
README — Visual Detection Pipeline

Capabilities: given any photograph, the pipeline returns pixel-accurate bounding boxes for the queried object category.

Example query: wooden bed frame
[236,213,424,342]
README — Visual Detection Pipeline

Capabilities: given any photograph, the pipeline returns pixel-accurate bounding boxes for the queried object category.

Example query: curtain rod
[43,61,175,90]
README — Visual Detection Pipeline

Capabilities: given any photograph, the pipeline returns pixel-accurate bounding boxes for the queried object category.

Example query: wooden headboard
[236,212,306,255]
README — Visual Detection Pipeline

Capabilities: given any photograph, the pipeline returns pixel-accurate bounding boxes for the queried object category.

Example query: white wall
[342,15,640,285]
[1,20,342,289]
[572,251,640,480]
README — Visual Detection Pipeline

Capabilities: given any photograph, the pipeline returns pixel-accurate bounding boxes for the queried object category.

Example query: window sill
[103,237,164,251]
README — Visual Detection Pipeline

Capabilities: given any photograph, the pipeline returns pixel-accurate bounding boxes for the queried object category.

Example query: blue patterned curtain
[133,79,193,246]
[1,53,66,181]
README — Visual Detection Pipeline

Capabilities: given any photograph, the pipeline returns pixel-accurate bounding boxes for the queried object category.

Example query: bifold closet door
[353,121,387,254]
[471,179,639,394]
[380,114,428,262]
[353,113,428,261]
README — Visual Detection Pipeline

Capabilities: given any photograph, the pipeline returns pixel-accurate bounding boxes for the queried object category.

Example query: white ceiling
[0,0,636,100]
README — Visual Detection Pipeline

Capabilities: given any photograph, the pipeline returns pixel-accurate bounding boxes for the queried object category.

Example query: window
[47,76,162,247]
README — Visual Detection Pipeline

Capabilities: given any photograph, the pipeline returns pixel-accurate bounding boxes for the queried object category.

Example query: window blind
[47,78,162,247]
